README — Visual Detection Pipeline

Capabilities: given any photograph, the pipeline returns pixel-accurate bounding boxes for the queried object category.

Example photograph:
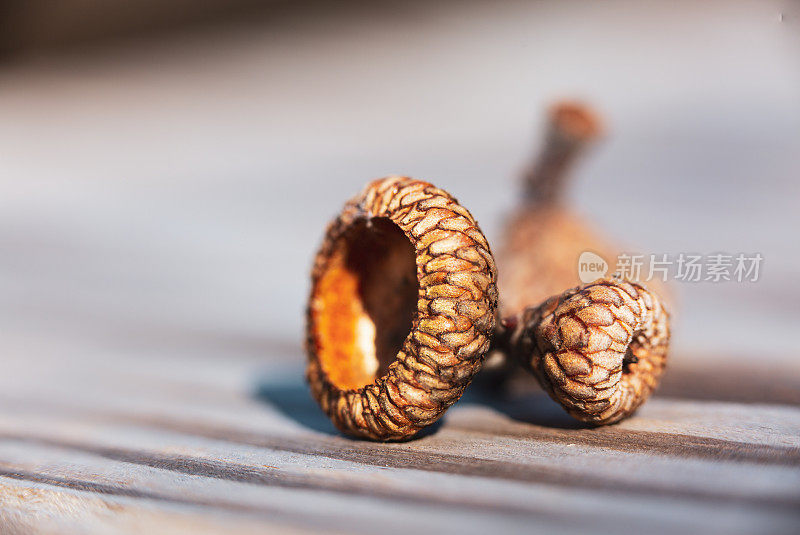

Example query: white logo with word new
[578,251,608,283]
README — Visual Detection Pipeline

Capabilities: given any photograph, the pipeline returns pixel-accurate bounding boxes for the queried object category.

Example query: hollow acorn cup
[306,176,498,440]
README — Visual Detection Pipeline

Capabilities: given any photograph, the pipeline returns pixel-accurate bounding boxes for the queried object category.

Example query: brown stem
[522,101,603,205]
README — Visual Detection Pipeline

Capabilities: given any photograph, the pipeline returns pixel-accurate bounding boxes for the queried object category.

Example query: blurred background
[1,0,799,379]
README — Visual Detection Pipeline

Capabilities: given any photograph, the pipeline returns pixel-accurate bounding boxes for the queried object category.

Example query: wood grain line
[0,468,457,534]
[3,390,796,467]
[1,428,797,513]
[0,468,273,517]
[0,435,597,525]
[447,419,800,466]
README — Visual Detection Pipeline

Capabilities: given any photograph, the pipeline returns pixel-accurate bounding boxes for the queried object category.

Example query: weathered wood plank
[0,408,797,535]
[0,346,798,535]
[0,478,325,535]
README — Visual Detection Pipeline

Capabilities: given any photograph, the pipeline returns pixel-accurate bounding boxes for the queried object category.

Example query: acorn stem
[522,101,603,205]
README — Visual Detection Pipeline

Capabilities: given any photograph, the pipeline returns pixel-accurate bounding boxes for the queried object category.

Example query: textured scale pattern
[307,176,498,440]
[507,277,669,425]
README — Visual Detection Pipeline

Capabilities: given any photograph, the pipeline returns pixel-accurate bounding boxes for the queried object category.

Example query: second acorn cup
[305,103,671,441]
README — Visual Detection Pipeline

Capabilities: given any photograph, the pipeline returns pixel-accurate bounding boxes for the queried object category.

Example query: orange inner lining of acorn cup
[312,217,419,390]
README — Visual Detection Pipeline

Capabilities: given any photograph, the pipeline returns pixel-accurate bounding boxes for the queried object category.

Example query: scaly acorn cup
[306,176,498,440]
[489,101,672,424]
[497,277,670,425]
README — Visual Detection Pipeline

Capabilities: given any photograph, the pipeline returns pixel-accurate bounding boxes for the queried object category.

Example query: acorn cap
[306,176,498,440]
[509,277,670,425]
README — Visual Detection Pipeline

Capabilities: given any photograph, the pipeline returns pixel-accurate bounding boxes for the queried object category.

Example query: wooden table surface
[0,343,798,534]
[1,1,799,533]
